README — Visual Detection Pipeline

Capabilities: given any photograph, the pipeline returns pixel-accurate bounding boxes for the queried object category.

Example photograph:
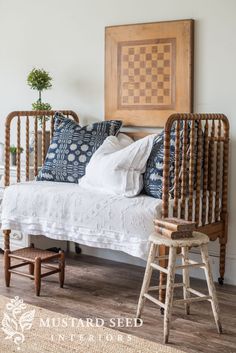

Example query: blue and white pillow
[143,122,187,199]
[37,113,122,183]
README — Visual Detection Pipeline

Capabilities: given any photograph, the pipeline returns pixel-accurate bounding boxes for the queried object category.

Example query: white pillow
[117,132,134,146]
[79,134,155,197]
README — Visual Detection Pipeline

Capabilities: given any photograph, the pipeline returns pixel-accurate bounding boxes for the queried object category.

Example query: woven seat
[5,244,65,296]
[9,247,61,262]
[136,231,222,344]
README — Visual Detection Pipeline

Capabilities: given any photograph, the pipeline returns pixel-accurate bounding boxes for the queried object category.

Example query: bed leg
[218,242,226,285]
[3,230,11,287]
[159,245,169,307]
[75,243,82,254]
[3,229,11,250]
[59,250,65,288]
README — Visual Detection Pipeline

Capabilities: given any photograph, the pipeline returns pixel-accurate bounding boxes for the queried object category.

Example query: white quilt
[1,181,162,259]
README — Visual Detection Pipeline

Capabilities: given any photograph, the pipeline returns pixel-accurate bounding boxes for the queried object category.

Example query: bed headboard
[4,110,79,187]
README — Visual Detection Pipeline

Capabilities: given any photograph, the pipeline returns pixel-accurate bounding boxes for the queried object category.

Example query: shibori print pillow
[37,113,122,183]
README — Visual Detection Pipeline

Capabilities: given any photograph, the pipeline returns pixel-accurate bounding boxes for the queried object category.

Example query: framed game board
[105,19,194,127]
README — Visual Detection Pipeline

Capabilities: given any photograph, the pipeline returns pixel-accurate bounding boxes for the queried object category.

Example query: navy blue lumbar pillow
[143,122,186,199]
[37,113,122,183]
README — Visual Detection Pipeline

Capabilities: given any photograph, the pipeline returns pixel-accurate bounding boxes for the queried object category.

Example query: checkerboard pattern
[119,40,174,108]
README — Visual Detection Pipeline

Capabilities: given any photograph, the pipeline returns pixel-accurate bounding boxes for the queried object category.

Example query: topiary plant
[27,68,52,125]
[10,146,24,154]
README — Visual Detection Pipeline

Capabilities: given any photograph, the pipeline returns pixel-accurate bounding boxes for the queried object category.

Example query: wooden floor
[0,253,236,353]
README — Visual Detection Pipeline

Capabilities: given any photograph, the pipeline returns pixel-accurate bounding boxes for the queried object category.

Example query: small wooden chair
[4,244,65,296]
[136,232,222,344]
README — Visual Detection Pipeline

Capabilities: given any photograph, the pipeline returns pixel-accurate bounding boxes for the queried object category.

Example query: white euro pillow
[79,134,155,197]
[117,132,134,146]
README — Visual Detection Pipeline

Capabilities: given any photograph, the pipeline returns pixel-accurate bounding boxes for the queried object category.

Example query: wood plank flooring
[0,253,236,353]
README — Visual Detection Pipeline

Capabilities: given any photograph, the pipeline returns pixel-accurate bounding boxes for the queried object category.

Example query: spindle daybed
[1,110,229,302]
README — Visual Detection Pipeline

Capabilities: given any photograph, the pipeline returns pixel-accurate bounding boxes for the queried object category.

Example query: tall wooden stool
[4,244,65,296]
[136,232,222,344]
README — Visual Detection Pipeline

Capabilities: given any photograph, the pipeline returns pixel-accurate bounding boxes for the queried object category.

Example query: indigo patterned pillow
[143,122,187,199]
[37,113,122,183]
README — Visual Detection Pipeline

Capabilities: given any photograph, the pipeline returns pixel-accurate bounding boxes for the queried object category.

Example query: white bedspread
[1,181,162,259]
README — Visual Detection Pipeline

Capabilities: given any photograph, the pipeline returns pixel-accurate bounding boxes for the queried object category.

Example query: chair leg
[182,246,190,315]
[4,249,11,287]
[200,244,222,334]
[34,257,41,296]
[136,243,157,319]
[59,250,65,288]
[164,246,177,344]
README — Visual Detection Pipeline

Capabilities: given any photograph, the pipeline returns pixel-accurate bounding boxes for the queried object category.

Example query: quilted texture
[37,113,122,183]
[143,122,187,199]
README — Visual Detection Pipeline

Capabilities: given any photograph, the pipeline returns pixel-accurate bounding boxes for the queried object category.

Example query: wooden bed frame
[3,111,229,302]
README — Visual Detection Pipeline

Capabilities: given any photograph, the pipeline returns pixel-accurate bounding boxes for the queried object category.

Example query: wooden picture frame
[105,19,194,127]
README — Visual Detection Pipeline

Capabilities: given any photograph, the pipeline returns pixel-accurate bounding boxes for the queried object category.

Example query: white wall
[0,0,236,284]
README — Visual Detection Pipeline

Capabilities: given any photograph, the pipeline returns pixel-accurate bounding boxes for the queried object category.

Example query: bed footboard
[159,113,229,297]
[3,110,79,251]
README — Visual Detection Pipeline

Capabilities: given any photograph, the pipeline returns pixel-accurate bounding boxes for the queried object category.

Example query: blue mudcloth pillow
[143,122,187,199]
[37,113,122,183]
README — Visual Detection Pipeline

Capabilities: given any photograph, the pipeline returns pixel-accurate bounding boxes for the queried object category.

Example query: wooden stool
[136,232,222,344]
[4,244,65,296]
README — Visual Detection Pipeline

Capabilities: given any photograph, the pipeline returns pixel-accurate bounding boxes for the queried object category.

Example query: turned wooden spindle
[221,119,229,216]
[180,119,188,219]
[16,116,21,183]
[219,115,229,282]
[215,119,222,221]
[162,126,171,219]
[34,116,38,177]
[25,116,30,181]
[50,115,54,142]
[4,124,10,187]
[195,120,203,225]
[42,116,46,164]
[202,119,209,226]
[160,122,172,303]
[173,120,180,218]
[188,120,195,221]
[208,120,215,224]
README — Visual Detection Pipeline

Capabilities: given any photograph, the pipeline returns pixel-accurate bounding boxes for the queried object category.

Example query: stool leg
[136,243,157,319]
[159,245,169,304]
[182,246,190,315]
[200,244,222,334]
[4,249,11,287]
[59,250,65,288]
[29,243,34,278]
[34,257,41,296]
[29,263,34,277]
[164,246,177,344]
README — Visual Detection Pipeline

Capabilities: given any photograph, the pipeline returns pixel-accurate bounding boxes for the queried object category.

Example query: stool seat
[149,231,209,248]
[136,230,222,344]
[9,247,61,262]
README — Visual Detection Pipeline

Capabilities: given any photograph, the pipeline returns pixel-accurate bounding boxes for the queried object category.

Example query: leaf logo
[1,296,35,350]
